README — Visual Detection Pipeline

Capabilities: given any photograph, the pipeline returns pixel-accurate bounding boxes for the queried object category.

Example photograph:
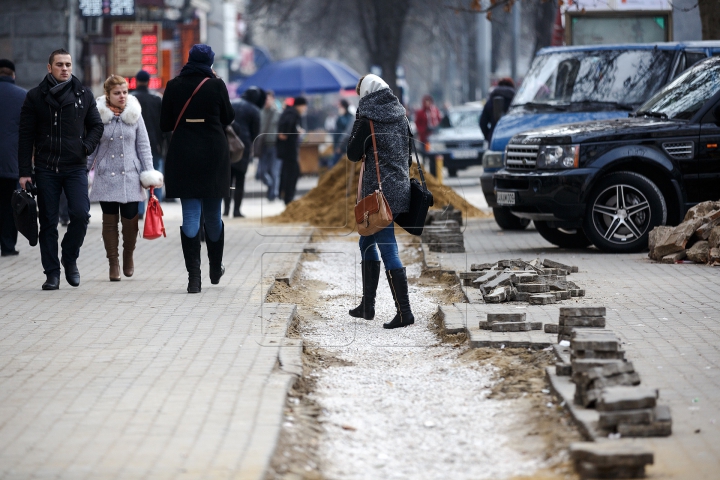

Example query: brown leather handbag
[355,120,393,236]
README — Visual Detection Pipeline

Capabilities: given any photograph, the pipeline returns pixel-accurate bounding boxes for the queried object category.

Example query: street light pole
[511,0,520,82]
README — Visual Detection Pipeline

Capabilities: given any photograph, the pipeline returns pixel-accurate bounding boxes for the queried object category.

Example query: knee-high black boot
[384,267,414,329]
[205,222,225,285]
[349,260,381,320]
[180,227,202,293]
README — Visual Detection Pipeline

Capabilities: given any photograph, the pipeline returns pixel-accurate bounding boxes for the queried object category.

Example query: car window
[446,110,482,128]
[638,58,720,120]
[514,49,674,107]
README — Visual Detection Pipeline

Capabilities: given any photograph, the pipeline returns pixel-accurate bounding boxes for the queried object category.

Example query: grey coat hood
[357,88,406,124]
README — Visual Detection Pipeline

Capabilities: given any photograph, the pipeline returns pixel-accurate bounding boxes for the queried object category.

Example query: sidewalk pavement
[0,203,311,479]
[432,218,720,479]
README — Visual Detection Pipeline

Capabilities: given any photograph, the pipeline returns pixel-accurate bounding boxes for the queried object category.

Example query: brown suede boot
[121,214,139,277]
[102,214,121,281]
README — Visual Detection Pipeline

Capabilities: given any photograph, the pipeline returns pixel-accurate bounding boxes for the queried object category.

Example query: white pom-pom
[140,169,164,188]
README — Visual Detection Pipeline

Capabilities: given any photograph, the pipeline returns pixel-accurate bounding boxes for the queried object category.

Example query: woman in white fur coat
[87,74,163,281]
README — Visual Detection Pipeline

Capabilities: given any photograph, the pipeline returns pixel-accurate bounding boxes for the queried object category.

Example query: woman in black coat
[161,44,235,293]
[346,74,413,330]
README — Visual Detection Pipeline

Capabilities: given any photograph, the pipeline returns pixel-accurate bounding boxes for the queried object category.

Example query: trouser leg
[283,159,300,205]
[60,167,90,264]
[35,168,63,276]
[233,163,247,216]
[0,178,18,253]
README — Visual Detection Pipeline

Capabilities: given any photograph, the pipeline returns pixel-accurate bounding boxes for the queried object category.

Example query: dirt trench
[263,236,580,480]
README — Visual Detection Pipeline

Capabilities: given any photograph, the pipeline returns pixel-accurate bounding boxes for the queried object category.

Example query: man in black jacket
[277,97,307,205]
[131,70,165,200]
[479,77,516,142]
[225,86,264,217]
[18,49,104,290]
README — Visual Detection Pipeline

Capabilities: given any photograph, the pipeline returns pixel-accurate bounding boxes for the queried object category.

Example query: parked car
[492,56,720,253]
[482,41,720,230]
[426,104,486,177]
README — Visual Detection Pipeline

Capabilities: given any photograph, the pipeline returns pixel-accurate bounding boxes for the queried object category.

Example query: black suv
[493,57,720,253]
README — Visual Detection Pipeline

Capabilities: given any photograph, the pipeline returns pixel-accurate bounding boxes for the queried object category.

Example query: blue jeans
[35,166,90,276]
[152,155,164,201]
[260,146,282,200]
[359,221,403,270]
[180,198,223,241]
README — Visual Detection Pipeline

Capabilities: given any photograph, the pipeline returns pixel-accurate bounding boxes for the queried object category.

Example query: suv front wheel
[583,171,667,253]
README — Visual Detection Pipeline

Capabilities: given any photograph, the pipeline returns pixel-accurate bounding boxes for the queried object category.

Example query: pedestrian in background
[479,77,515,142]
[131,70,165,201]
[346,74,414,330]
[332,99,353,167]
[18,48,104,290]
[259,90,281,201]
[0,59,25,257]
[277,96,307,205]
[88,74,163,282]
[225,86,263,217]
[415,94,441,149]
[161,44,235,293]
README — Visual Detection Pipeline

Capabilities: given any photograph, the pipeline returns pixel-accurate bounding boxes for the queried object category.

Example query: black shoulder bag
[395,124,434,236]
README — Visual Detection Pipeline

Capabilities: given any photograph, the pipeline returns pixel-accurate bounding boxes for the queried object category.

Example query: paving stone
[571,337,619,353]
[555,290,570,300]
[529,321,542,330]
[560,315,606,327]
[569,288,585,297]
[492,321,531,332]
[618,420,672,438]
[570,441,654,467]
[480,272,517,293]
[529,293,556,305]
[575,462,647,479]
[459,272,480,280]
[478,320,490,330]
[497,259,528,269]
[560,306,607,317]
[472,270,499,286]
[514,272,539,283]
[560,325,605,335]
[537,274,557,283]
[484,286,507,303]
[572,350,626,360]
[598,408,654,429]
[542,258,578,273]
[515,292,530,302]
[544,323,559,334]
[516,283,549,293]
[597,386,658,412]
[572,359,634,375]
[470,263,494,271]
[487,312,526,323]
[556,362,572,376]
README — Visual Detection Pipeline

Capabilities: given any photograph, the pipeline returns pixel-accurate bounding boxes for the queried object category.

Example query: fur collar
[97,94,142,125]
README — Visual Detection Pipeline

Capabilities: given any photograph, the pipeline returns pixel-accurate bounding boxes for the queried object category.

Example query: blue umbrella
[237,57,361,97]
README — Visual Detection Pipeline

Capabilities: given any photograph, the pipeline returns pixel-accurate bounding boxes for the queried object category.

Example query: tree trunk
[699,0,720,40]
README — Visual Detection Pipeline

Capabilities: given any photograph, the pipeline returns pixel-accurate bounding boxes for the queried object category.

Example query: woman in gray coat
[346,74,413,330]
[88,74,163,281]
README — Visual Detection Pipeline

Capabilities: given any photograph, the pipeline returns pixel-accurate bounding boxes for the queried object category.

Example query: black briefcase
[396,128,433,236]
[12,183,39,247]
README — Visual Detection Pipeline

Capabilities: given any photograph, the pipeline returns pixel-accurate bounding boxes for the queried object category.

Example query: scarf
[47,73,72,97]
[179,61,215,78]
[106,98,124,116]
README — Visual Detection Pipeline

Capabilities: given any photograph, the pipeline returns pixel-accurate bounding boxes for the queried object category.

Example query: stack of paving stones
[478,312,542,332]
[557,306,607,343]
[570,441,654,479]
[597,386,672,437]
[460,258,584,305]
[421,207,465,253]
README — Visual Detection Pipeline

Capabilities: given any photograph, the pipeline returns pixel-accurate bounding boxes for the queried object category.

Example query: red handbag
[143,187,166,239]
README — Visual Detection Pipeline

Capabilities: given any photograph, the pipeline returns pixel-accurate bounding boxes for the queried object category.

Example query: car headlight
[429,141,445,152]
[537,145,579,169]
[482,150,504,169]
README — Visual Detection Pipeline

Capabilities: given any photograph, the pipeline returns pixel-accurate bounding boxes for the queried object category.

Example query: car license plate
[496,191,515,206]
[451,149,477,159]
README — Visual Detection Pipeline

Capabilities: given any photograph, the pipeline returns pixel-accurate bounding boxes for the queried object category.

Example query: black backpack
[12,183,38,247]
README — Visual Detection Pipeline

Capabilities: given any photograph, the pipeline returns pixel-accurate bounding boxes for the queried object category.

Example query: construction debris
[648,200,720,265]
[477,312,543,332]
[421,207,465,253]
[460,258,583,304]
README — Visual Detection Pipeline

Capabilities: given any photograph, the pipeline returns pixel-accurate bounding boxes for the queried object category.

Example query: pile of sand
[269,157,489,227]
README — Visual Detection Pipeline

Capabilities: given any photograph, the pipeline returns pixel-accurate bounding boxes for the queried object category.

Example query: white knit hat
[359,74,389,98]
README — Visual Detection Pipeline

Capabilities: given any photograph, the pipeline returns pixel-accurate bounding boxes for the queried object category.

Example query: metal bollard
[435,155,444,184]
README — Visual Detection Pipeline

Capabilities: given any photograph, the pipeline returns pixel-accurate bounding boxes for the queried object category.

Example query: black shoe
[205,223,225,285]
[349,260,381,320]
[383,268,414,329]
[61,257,80,287]
[180,227,202,293]
[1,250,19,257]
[233,211,244,218]
[42,275,60,290]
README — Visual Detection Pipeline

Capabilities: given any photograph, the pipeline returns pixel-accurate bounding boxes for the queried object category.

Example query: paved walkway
[435,218,720,479]
[0,203,310,479]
